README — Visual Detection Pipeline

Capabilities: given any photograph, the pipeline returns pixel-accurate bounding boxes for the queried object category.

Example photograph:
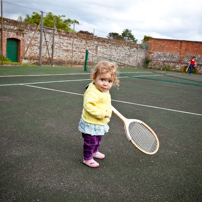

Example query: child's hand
[104,110,109,118]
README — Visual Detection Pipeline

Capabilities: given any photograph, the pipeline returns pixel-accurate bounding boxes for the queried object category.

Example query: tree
[107,29,138,43]
[24,12,79,32]
[25,12,41,24]
[107,32,123,40]
[17,16,23,22]
[121,29,137,43]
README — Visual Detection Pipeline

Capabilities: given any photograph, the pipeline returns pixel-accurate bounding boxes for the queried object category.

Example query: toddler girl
[78,61,119,168]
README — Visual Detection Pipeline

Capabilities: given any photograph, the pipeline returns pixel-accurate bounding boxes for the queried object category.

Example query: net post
[84,49,88,71]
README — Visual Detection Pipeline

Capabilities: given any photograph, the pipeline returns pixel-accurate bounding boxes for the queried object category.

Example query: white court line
[21,84,202,117]
[0,72,152,78]
[0,75,159,87]
[21,84,84,96]
[0,73,91,77]
[0,78,92,86]
[120,74,161,78]
[112,99,202,117]
[119,72,151,74]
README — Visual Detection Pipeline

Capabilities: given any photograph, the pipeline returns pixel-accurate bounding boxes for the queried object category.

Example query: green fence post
[84,49,88,71]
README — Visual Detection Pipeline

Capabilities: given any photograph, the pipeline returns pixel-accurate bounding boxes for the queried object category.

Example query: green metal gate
[7,39,18,62]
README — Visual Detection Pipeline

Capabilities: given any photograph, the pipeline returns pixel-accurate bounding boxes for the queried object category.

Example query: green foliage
[0,55,11,62]
[144,56,152,68]
[142,35,152,42]
[121,29,137,43]
[24,12,79,32]
[107,32,123,40]
[25,12,41,24]
[166,65,172,71]
[21,62,30,66]
[140,41,150,49]
[107,29,137,43]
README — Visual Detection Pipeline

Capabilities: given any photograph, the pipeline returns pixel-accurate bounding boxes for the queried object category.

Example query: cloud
[2,0,202,42]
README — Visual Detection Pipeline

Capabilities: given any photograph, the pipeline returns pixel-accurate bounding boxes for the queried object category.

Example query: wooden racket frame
[112,105,159,155]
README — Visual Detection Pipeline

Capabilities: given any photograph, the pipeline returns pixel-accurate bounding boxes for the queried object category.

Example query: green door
[7,39,18,62]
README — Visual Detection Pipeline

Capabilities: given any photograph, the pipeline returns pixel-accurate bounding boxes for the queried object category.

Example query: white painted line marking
[20,84,202,117]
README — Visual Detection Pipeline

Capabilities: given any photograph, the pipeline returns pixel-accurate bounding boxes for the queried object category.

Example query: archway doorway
[7,38,19,62]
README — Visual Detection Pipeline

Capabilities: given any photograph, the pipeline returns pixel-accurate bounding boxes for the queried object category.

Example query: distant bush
[166,65,172,71]
[140,41,150,49]
[144,56,152,68]
[21,62,30,66]
[0,55,11,62]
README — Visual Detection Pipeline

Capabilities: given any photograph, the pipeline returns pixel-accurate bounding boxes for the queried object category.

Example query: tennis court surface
[1,65,202,201]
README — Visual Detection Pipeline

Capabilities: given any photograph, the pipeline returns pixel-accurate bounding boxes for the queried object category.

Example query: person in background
[188,56,197,75]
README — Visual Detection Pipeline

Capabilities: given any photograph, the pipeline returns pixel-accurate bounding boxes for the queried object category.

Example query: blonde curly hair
[91,61,120,87]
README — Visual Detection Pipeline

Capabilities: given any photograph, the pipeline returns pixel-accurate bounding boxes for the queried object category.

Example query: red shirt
[190,59,196,65]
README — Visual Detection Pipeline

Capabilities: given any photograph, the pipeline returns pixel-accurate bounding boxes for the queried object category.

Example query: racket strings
[129,122,157,153]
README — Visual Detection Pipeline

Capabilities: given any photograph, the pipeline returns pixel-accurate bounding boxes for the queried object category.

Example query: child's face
[93,72,114,92]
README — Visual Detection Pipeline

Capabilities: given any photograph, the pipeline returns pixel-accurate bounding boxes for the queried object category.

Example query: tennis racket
[112,106,159,155]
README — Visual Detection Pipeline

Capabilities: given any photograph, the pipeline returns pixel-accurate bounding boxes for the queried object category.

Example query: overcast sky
[2,0,202,43]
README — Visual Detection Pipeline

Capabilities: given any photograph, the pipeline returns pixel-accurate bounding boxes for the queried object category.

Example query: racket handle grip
[111,105,127,121]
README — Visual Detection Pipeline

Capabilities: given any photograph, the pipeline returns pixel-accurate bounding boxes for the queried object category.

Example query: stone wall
[1,18,202,73]
[0,18,147,67]
[148,38,202,72]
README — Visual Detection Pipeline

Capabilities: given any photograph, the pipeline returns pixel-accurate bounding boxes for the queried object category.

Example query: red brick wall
[148,38,202,69]
[2,18,201,69]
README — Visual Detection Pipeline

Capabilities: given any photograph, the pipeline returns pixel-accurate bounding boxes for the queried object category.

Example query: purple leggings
[82,133,103,160]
